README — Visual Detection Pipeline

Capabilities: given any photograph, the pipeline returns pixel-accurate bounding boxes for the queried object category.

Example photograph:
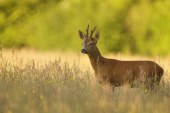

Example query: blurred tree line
[0,0,170,56]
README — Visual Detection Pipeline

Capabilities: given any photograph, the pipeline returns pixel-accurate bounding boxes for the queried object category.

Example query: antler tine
[90,25,97,39]
[86,24,89,38]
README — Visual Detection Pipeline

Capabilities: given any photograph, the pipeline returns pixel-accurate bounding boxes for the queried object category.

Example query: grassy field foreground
[0,49,170,113]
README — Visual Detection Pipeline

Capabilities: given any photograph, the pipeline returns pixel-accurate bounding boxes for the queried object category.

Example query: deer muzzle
[81,49,87,54]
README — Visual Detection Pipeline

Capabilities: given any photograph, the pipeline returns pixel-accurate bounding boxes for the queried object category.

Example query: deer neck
[87,47,102,73]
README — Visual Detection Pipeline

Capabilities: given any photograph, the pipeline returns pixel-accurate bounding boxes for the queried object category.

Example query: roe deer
[78,25,164,89]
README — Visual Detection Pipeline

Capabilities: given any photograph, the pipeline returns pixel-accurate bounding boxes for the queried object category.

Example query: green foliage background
[0,0,170,56]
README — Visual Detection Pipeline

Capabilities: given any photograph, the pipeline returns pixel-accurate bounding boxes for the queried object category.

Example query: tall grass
[0,51,170,113]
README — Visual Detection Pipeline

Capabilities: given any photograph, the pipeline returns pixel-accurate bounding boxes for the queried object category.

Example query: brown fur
[79,25,164,89]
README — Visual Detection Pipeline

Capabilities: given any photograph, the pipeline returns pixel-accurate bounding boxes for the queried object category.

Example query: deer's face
[78,25,100,54]
[81,38,97,54]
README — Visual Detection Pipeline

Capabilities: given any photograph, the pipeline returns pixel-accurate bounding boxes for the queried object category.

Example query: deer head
[78,25,100,54]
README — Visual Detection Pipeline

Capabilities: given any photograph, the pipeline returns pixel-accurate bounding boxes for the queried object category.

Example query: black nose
[81,49,87,54]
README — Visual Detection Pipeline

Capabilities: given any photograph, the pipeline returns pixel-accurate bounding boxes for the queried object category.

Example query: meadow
[0,49,170,113]
[0,0,170,113]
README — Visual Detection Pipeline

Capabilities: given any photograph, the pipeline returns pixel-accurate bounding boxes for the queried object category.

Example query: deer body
[78,25,164,89]
[88,46,163,87]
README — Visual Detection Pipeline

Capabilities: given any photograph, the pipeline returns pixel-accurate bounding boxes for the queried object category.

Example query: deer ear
[95,31,100,41]
[78,30,85,40]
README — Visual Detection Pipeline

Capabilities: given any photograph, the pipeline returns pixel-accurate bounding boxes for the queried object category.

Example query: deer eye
[89,43,94,46]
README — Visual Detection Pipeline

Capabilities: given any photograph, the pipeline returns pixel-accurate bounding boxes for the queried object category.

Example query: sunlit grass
[0,50,170,113]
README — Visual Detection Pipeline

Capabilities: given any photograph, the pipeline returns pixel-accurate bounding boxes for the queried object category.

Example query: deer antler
[90,26,97,39]
[86,24,89,39]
